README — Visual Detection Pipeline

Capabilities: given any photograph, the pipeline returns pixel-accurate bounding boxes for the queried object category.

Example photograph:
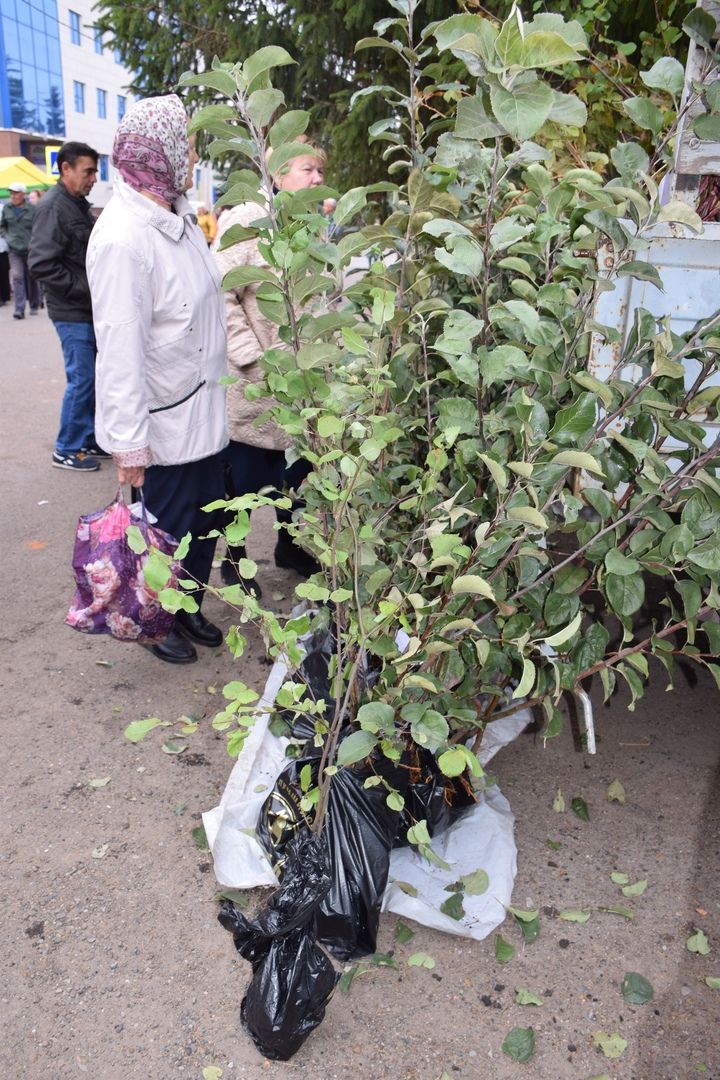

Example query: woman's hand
[118,466,145,488]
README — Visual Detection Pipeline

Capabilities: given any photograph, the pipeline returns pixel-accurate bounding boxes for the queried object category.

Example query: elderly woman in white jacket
[212,136,326,594]
[87,95,228,664]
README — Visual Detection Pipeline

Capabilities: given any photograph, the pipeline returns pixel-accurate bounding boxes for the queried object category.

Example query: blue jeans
[54,321,97,454]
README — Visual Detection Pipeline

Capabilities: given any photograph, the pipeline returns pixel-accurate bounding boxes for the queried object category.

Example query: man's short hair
[57,142,99,170]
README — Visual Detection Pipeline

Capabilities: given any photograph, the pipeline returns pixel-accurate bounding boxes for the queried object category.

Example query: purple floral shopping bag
[66,489,181,643]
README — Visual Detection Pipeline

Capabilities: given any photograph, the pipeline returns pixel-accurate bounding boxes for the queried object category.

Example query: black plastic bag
[218,832,338,1061]
[394,748,476,847]
[257,756,405,961]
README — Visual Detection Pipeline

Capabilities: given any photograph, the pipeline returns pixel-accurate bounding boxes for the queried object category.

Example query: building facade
[1,1,214,208]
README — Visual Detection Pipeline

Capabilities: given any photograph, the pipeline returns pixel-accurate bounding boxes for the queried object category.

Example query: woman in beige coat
[212,137,326,593]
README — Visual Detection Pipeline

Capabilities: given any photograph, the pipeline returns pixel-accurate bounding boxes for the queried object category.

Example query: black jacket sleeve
[28,199,90,305]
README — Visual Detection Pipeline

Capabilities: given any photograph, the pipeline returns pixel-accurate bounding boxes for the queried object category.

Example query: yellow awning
[0,157,56,199]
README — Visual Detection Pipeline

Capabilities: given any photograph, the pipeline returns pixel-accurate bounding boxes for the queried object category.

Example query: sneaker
[13,312,24,320]
[52,450,100,472]
[29,308,39,316]
[79,444,111,459]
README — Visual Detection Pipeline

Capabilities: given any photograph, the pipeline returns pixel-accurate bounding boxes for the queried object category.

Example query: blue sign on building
[0,0,65,136]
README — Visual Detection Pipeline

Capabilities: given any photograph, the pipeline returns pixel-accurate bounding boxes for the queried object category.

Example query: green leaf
[123,716,168,743]
[611,142,649,178]
[683,7,717,47]
[606,779,626,804]
[490,80,555,141]
[395,920,415,945]
[202,1068,223,1080]
[243,45,296,89]
[509,906,540,942]
[246,88,285,129]
[548,393,596,443]
[617,261,664,290]
[544,611,582,648]
[560,910,591,923]
[640,57,684,97]
[125,524,147,554]
[551,450,604,476]
[222,265,279,290]
[386,791,405,812]
[191,824,209,851]
[502,1026,535,1064]
[410,709,449,752]
[407,952,436,969]
[333,186,368,227]
[478,344,529,385]
[592,1031,628,1059]
[268,108,309,147]
[596,905,635,920]
[657,200,703,233]
[571,796,589,821]
[451,574,496,600]
[704,976,720,989]
[606,573,645,617]
[438,748,467,778]
[495,934,515,964]
[622,879,648,897]
[461,868,490,896]
[548,90,587,127]
[515,988,544,1006]
[621,972,654,1004]
[687,930,711,955]
[553,789,566,813]
[611,871,630,885]
[507,506,548,531]
[440,892,465,921]
[622,97,663,135]
[337,729,377,766]
[177,69,237,96]
[605,549,641,577]
[213,888,249,909]
[688,537,720,571]
[512,657,536,700]
[693,114,720,142]
[358,701,395,733]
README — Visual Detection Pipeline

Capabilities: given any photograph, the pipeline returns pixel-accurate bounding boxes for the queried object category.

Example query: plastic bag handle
[116,484,151,532]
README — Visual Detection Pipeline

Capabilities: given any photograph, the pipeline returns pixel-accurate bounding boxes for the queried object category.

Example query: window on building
[69,10,81,45]
[94,27,103,54]
[73,80,85,114]
[96,88,107,119]
[99,155,109,182]
[117,95,126,121]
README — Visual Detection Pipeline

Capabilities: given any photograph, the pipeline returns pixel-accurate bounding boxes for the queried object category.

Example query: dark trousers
[224,440,312,531]
[0,252,10,303]
[140,450,227,598]
[8,250,39,314]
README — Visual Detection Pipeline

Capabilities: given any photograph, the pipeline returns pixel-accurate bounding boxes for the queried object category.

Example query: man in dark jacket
[29,142,104,472]
[0,183,39,319]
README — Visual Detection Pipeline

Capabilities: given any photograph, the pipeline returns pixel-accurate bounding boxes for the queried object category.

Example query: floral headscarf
[112,94,189,205]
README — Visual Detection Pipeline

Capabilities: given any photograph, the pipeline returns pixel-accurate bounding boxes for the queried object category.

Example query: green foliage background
[97,0,695,187]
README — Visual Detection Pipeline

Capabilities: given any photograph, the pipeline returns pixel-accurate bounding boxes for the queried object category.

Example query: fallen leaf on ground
[622,878,648,897]
[571,796,589,820]
[560,910,591,923]
[88,777,111,788]
[161,740,188,755]
[192,825,209,851]
[407,952,435,969]
[502,1026,535,1063]
[621,972,654,1004]
[91,844,109,859]
[611,871,630,885]
[596,905,635,920]
[95,659,114,668]
[515,987,544,1006]
[461,867,489,895]
[552,788,565,813]
[440,893,465,921]
[606,778,626,803]
[25,539,49,550]
[592,1031,627,1059]
[695,907,708,917]
[202,1068,223,1080]
[495,934,515,964]
[123,717,169,742]
[704,976,720,989]
[395,920,414,945]
[687,929,711,955]
[213,888,248,908]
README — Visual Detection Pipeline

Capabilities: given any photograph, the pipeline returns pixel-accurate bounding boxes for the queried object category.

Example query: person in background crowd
[87,94,229,665]
[197,205,217,247]
[212,135,326,595]
[0,226,10,306]
[0,183,40,319]
[28,189,44,206]
[29,142,104,472]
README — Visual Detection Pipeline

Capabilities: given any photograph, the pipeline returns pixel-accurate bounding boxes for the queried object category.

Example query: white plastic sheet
[203,657,531,940]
